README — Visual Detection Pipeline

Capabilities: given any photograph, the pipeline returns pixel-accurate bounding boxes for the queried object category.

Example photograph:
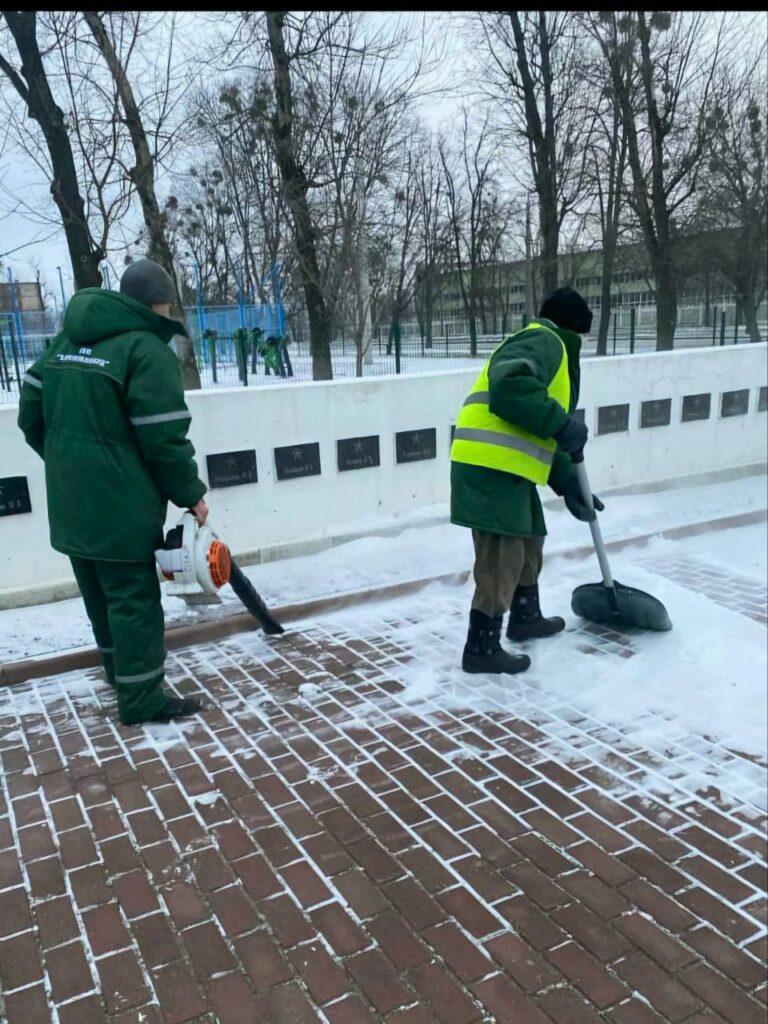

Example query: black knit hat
[539,286,593,335]
[120,258,177,307]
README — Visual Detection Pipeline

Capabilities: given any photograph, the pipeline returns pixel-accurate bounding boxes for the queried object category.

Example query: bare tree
[197,77,288,302]
[165,167,240,304]
[590,12,726,350]
[83,10,200,387]
[265,11,335,379]
[413,140,450,349]
[439,110,504,355]
[479,11,595,297]
[580,14,632,355]
[0,11,103,287]
[695,41,767,342]
[215,11,436,379]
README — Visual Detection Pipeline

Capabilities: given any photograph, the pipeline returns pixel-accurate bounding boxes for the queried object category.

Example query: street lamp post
[56,266,67,309]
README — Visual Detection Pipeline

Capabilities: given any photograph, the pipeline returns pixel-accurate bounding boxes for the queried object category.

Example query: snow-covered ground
[1,472,765,663]
[309,541,768,807]
[1,472,765,827]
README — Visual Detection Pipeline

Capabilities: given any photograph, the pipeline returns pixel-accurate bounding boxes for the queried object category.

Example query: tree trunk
[83,12,201,388]
[637,13,678,352]
[654,257,677,350]
[1,12,102,290]
[425,289,433,348]
[741,294,762,343]
[266,11,332,380]
[467,295,478,356]
[539,197,559,296]
[524,197,536,319]
[597,234,616,357]
[509,13,559,298]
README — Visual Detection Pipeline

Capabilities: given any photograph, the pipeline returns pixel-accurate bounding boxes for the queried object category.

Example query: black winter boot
[462,609,531,675]
[147,695,205,724]
[507,584,565,641]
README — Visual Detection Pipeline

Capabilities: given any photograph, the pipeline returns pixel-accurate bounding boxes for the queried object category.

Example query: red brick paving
[0,593,765,1022]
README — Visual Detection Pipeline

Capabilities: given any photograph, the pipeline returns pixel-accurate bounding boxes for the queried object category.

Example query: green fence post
[719,311,726,347]
[733,303,739,345]
[630,307,636,355]
[7,318,21,387]
[393,320,401,374]
[612,309,617,355]
[205,329,218,382]
[240,329,249,385]
[712,306,717,347]
[0,326,10,390]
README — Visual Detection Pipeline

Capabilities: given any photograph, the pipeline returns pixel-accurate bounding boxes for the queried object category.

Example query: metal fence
[1,300,765,404]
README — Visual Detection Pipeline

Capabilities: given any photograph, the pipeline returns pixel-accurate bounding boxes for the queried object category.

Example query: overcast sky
[0,10,469,303]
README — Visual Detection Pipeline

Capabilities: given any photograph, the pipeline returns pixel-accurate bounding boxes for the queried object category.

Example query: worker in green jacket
[18,259,209,726]
[450,287,604,676]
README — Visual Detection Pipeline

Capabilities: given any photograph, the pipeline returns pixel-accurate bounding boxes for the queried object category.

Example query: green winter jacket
[18,288,206,562]
[450,318,581,537]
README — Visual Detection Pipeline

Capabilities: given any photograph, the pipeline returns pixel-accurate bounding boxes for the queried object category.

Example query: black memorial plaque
[721,389,749,418]
[758,386,767,413]
[682,393,711,422]
[597,403,629,435]
[395,428,437,464]
[337,435,380,472]
[640,398,671,428]
[0,476,32,517]
[275,442,321,481]
[206,450,257,489]
[573,408,586,424]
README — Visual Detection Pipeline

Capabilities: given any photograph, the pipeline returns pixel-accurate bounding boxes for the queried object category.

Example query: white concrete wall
[1,343,766,604]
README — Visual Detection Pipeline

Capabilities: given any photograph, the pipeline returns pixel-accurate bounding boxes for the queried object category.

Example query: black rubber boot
[146,695,205,724]
[462,609,531,675]
[507,584,565,641]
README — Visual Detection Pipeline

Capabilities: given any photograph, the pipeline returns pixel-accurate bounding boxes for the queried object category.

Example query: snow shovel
[570,452,672,632]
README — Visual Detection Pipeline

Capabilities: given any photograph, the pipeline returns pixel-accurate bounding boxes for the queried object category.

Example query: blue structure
[6,269,25,358]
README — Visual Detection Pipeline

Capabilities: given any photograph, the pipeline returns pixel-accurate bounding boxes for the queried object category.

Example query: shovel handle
[573,459,615,591]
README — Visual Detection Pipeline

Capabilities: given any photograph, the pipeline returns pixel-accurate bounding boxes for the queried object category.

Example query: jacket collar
[537,317,582,361]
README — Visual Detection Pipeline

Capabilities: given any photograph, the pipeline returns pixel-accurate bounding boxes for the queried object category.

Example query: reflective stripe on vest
[450,321,570,486]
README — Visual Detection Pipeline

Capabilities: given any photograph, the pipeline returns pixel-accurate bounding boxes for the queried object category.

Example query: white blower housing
[154,511,231,605]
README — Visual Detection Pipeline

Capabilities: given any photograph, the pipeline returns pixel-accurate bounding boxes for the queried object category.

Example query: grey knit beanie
[120,258,177,307]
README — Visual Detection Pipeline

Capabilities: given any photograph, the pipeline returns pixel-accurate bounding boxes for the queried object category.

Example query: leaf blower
[155,511,285,634]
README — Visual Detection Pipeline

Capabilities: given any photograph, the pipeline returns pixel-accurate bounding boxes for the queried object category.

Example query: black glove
[563,476,604,523]
[554,415,588,454]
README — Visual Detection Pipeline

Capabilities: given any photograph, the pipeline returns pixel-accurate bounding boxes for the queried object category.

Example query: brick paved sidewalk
[0,583,766,1023]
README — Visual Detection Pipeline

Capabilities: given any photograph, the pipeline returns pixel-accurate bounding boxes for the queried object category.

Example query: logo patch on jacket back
[57,352,110,368]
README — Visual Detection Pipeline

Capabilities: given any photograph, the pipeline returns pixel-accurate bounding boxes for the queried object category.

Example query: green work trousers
[470,531,545,617]
[70,557,167,725]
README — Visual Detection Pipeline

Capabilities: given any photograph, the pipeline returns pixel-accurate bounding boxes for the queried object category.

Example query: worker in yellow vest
[450,287,604,675]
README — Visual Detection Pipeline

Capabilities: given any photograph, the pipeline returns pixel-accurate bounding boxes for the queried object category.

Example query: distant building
[0,281,44,313]
[415,230,740,334]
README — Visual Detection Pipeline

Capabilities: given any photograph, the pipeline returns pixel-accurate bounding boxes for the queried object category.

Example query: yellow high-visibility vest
[450,321,570,485]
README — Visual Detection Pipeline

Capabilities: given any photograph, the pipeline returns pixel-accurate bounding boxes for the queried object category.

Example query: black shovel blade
[228,561,285,635]
[571,579,672,632]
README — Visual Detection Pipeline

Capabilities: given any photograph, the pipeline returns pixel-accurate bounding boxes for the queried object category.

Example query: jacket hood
[63,288,184,347]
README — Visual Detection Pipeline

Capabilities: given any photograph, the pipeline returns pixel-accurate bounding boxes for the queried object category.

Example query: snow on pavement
[299,538,767,805]
[1,472,766,663]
